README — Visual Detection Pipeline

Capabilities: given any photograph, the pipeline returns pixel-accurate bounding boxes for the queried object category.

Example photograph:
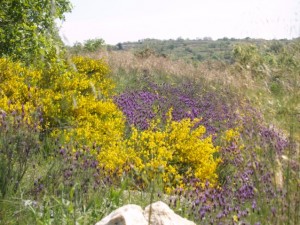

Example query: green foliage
[0,0,72,66]
[110,38,243,62]
[0,186,119,224]
[0,111,40,198]
[233,44,264,72]
[68,38,106,54]
[232,40,299,141]
[83,38,105,52]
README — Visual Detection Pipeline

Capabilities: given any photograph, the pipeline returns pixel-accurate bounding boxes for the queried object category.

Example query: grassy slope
[99,45,299,223]
[94,42,299,141]
[1,38,299,224]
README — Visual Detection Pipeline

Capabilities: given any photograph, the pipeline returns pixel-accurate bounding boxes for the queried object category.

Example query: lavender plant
[114,78,296,224]
[0,109,41,198]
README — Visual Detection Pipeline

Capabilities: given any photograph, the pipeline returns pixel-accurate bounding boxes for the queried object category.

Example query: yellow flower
[125,115,220,191]
[232,214,239,222]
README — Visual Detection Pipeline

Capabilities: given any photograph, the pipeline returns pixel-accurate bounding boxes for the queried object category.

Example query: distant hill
[109,38,291,63]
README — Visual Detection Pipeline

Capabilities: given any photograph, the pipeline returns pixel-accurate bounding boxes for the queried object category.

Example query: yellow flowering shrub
[45,58,126,161]
[125,113,221,192]
[0,58,42,123]
[0,56,123,146]
[71,56,114,98]
[40,56,115,128]
[53,97,128,169]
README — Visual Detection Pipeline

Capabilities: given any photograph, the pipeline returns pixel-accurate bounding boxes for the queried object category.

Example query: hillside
[108,38,292,63]
[1,8,299,223]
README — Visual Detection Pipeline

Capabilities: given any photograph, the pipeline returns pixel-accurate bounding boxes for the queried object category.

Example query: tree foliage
[68,38,106,54]
[83,38,105,52]
[0,0,72,66]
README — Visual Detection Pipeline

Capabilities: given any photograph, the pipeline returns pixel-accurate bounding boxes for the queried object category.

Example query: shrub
[83,38,106,52]
[0,56,121,196]
[0,58,42,115]
[0,0,72,66]
[123,112,220,192]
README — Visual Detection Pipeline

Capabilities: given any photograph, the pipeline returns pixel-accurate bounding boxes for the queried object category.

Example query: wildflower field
[0,38,299,224]
[0,2,299,223]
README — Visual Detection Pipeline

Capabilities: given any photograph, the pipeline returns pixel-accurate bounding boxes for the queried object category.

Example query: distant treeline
[69,37,295,63]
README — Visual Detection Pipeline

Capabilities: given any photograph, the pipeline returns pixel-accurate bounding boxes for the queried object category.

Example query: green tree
[0,0,72,66]
[83,38,105,52]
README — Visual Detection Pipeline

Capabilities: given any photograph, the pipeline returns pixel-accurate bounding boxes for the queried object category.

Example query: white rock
[95,204,147,225]
[144,201,196,225]
[95,201,196,225]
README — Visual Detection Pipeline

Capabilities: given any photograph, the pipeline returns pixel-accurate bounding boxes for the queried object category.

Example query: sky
[59,0,300,45]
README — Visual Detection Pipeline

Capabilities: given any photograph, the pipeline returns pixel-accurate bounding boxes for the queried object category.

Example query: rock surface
[95,204,147,225]
[144,201,196,225]
[95,201,196,225]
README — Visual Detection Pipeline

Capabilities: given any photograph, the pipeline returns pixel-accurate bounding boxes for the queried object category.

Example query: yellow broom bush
[123,112,221,192]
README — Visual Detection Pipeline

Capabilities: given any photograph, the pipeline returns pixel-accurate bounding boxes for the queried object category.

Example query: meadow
[0,36,299,225]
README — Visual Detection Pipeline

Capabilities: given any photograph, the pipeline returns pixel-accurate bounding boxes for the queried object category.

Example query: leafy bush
[83,38,105,52]
[0,55,123,171]
[0,0,72,66]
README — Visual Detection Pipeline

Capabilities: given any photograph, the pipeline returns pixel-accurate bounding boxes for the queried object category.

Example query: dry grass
[87,50,258,90]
